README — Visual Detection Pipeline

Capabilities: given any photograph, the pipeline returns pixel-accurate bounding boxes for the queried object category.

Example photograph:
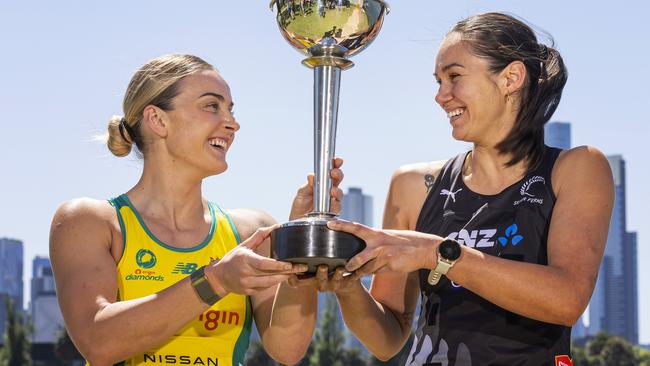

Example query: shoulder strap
[416,151,468,232]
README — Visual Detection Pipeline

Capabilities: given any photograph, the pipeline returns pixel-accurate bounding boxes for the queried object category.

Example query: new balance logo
[172,262,199,275]
[440,188,462,202]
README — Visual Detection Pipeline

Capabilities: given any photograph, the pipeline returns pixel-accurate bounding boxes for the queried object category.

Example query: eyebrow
[434,62,466,78]
[199,92,234,108]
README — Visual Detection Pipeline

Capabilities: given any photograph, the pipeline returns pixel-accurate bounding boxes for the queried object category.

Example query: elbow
[265,337,312,365]
[74,335,122,366]
[373,353,395,362]
[82,348,114,366]
[268,348,309,366]
[552,296,586,327]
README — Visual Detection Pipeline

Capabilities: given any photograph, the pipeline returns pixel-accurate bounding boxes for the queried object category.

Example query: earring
[506,91,511,103]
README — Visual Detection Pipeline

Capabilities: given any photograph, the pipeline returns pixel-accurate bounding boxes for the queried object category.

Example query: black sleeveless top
[406,146,571,366]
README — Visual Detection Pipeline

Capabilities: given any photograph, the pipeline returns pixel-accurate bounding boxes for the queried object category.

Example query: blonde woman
[50,54,339,366]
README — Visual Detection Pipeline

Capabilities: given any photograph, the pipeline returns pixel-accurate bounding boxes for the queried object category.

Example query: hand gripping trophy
[269,0,389,272]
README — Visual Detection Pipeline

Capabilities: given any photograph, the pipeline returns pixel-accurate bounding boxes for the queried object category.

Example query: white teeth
[209,138,227,149]
[447,109,465,118]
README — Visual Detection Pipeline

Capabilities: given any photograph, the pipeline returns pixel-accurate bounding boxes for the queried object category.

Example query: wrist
[423,235,441,270]
[204,262,229,298]
[334,278,362,298]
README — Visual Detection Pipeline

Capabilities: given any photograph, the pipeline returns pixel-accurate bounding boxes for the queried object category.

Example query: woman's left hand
[287,265,363,295]
[289,157,344,220]
[327,220,445,275]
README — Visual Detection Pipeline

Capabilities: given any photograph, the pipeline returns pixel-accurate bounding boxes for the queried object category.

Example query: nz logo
[135,249,157,269]
[172,262,199,275]
[497,224,524,247]
[448,228,496,248]
[440,188,462,203]
[514,176,545,205]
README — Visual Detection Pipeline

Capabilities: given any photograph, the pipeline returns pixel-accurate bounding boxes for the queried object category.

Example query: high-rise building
[0,237,24,343]
[340,187,373,227]
[545,121,571,149]
[586,155,638,344]
[31,256,64,344]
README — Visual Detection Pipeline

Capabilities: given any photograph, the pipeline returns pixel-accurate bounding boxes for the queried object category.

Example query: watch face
[439,239,461,261]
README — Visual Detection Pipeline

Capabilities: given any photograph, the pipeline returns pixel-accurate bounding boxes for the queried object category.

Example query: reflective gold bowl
[270,0,389,57]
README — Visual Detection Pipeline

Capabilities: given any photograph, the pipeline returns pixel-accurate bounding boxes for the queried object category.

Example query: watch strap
[190,265,221,306]
[427,260,453,285]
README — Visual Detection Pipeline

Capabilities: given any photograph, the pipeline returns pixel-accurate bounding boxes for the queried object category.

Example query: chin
[204,162,228,178]
[451,127,471,142]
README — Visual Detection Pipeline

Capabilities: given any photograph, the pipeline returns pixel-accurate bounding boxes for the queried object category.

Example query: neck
[127,153,207,231]
[463,145,528,194]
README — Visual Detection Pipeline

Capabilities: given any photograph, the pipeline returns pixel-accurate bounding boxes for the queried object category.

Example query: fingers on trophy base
[271,220,365,274]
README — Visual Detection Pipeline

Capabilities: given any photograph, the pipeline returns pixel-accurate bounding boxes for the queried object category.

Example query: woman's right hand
[287,265,363,295]
[207,226,307,296]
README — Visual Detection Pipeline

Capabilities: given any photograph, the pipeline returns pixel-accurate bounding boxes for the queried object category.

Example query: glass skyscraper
[0,237,24,343]
[545,121,571,149]
[31,256,64,344]
[340,187,373,228]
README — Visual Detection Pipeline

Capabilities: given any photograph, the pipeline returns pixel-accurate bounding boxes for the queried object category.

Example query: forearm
[70,276,208,364]
[265,282,318,364]
[336,281,409,360]
[449,247,589,326]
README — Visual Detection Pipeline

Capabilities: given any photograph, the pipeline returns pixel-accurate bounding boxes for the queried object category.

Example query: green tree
[0,295,31,366]
[585,332,609,366]
[635,346,650,366]
[570,342,590,366]
[600,336,636,366]
[245,340,278,366]
[310,294,345,366]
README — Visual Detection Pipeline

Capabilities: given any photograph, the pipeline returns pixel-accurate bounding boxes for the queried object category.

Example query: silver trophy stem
[312,64,341,215]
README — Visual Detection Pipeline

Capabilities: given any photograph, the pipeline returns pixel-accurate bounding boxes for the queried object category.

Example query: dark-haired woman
[320,12,614,365]
[50,54,339,366]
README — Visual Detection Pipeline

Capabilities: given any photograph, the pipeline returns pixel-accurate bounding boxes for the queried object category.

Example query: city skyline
[1,1,648,344]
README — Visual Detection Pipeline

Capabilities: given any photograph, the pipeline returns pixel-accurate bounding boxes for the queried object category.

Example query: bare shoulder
[389,160,447,198]
[226,208,277,241]
[392,160,447,182]
[553,146,613,194]
[50,198,118,275]
[50,198,115,245]
[384,160,447,230]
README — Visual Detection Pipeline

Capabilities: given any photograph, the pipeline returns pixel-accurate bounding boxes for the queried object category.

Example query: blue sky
[1,1,648,343]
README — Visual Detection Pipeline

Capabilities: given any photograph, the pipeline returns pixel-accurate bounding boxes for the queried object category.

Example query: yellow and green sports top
[104,194,252,366]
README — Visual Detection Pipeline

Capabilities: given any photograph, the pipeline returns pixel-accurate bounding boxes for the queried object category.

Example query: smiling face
[161,69,240,177]
[434,33,514,146]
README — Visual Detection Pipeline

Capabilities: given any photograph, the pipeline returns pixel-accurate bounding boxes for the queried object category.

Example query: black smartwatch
[427,238,462,285]
[190,265,221,306]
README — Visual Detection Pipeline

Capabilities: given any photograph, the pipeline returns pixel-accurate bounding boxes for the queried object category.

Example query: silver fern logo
[514,176,545,205]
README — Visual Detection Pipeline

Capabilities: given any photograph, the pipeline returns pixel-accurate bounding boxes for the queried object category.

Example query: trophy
[269,0,390,272]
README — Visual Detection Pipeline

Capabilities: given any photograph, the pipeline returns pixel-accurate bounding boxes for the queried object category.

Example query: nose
[435,83,452,107]
[224,111,240,132]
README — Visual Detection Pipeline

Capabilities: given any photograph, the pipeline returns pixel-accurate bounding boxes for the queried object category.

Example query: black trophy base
[270,217,366,273]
